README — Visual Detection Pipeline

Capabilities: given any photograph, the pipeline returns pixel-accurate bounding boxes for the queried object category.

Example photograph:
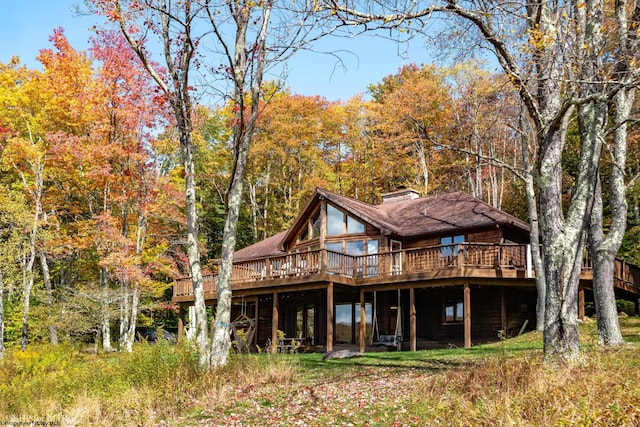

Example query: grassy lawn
[1,317,640,426]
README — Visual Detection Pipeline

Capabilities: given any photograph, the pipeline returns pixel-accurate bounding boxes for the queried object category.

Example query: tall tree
[247,92,340,238]
[89,29,169,352]
[367,64,455,193]
[0,59,52,350]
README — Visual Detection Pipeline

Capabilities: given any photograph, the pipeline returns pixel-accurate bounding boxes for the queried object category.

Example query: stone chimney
[381,186,420,204]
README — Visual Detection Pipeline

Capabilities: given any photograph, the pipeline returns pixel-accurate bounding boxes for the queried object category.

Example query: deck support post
[501,287,506,331]
[464,284,471,348]
[327,283,334,352]
[254,298,259,346]
[177,305,184,344]
[578,288,585,321]
[272,292,279,353]
[410,287,416,351]
[359,289,366,353]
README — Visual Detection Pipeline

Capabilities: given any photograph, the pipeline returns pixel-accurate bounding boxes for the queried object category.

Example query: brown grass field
[1,316,640,426]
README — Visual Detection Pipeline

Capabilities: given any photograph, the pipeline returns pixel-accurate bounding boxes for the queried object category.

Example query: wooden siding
[405,237,440,249]
[467,229,501,244]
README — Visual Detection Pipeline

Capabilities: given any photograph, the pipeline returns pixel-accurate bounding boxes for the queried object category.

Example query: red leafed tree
[86,29,171,352]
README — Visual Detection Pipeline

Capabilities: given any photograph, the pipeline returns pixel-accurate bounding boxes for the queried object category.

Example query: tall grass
[0,342,299,426]
[1,318,639,426]
[403,347,640,426]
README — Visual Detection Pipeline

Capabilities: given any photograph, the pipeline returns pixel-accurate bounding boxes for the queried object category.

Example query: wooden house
[172,188,640,352]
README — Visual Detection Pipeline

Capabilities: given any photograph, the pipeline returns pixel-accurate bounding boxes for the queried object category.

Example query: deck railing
[172,243,639,298]
[174,243,530,297]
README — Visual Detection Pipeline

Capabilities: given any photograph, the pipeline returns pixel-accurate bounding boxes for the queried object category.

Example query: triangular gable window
[327,204,364,236]
[311,211,321,238]
[299,210,321,242]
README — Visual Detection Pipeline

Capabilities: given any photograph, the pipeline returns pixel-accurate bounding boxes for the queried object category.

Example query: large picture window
[327,204,364,236]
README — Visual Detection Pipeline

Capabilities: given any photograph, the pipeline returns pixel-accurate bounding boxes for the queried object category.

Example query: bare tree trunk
[121,285,139,353]
[185,305,196,342]
[536,0,603,362]
[182,132,209,364]
[263,162,271,239]
[120,213,147,352]
[526,175,545,332]
[21,179,41,351]
[19,155,43,351]
[474,130,482,200]
[415,138,429,191]
[248,183,259,241]
[21,269,35,351]
[119,282,130,352]
[542,95,603,361]
[100,266,113,351]
[39,252,57,345]
[580,0,627,347]
[589,178,624,346]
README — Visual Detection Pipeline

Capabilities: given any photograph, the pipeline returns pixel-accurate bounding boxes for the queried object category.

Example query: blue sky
[0,1,437,102]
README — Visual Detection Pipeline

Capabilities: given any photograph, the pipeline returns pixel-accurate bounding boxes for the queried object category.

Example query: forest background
[1,8,639,354]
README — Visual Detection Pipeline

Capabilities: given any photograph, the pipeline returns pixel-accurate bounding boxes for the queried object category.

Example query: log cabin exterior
[172,188,640,352]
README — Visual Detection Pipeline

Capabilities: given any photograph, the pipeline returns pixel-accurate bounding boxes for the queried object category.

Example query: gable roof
[233,230,287,262]
[234,188,530,260]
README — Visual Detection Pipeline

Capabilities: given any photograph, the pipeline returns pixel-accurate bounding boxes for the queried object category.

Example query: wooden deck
[172,243,640,302]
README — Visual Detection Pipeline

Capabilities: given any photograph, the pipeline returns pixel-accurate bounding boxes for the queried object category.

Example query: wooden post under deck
[327,283,334,352]
[501,287,506,331]
[359,289,366,353]
[254,298,259,346]
[410,287,416,351]
[272,292,279,353]
[578,288,585,321]
[177,306,184,344]
[464,284,471,348]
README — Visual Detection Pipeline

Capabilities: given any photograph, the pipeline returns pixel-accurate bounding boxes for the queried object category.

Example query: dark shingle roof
[376,191,530,237]
[233,230,287,262]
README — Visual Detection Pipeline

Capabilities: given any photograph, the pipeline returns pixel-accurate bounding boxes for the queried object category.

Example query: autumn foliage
[0,27,638,350]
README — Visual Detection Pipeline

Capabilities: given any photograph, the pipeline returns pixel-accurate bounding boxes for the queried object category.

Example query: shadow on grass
[270,318,640,382]
[296,339,544,378]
